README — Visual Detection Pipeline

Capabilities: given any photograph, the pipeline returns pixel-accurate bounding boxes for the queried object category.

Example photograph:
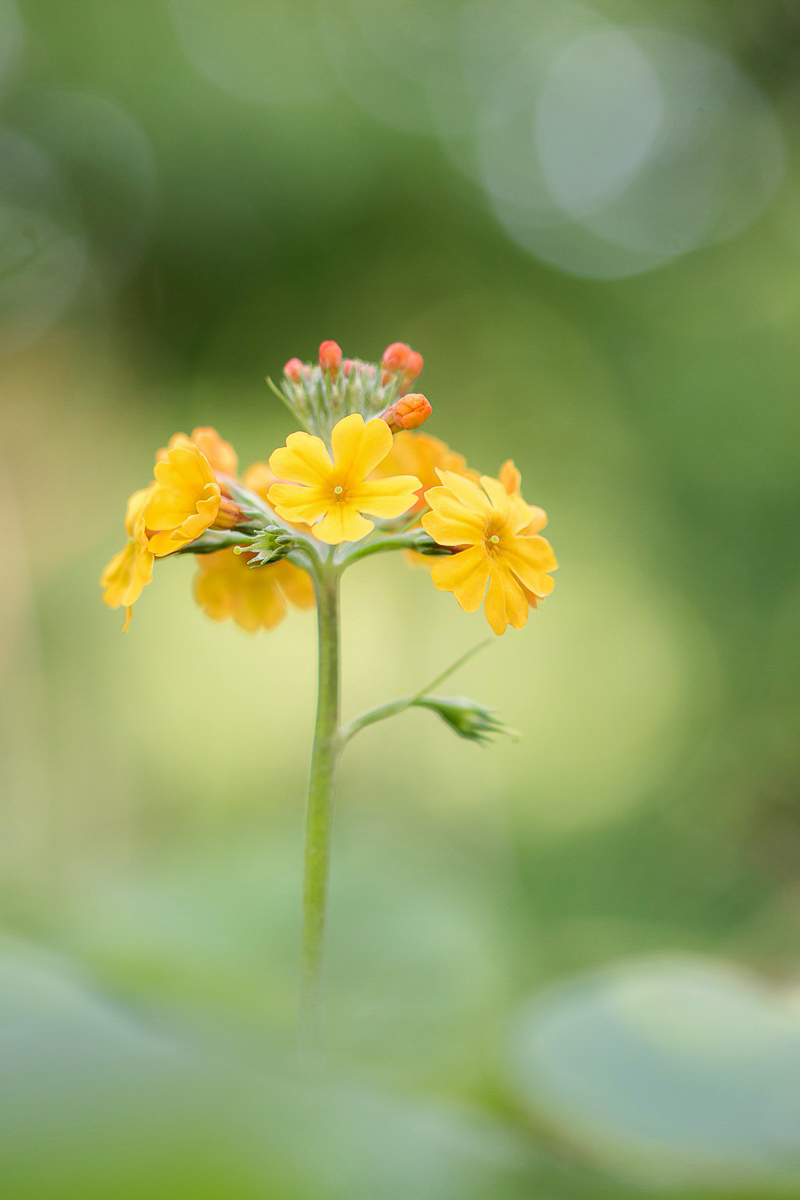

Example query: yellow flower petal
[125,486,155,540]
[498,460,521,495]
[483,565,526,635]
[272,560,315,609]
[502,565,530,630]
[154,444,215,494]
[350,476,421,519]
[434,469,492,514]
[422,490,485,545]
[313,507,374,544]
[431,545,490,612]
[267,483,329,525]
[269,432,333,486]
[236,576,287,632]
[190,427,238,477]
[332,413,393,481]
[513,499,548,536]
[100,540,154,610]
[478,474,511,515]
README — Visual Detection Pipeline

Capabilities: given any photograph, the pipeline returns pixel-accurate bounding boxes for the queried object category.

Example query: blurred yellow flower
[421,469,557,635]
[267,414,421,544]
[144,443,233,556]
[374,430,475,514]
[193,548,314,632]
[242,461,278,500]
[157,426,238,478]
[100,486,155,631]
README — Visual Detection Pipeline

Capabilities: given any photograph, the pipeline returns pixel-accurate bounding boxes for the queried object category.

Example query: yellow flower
[373,430,476,515]
[100,486,156,631]
[193,548,314,632]
[157,427,238,478]
[421,469,557,635]
[267,413,421,544]
[144,443,229,556]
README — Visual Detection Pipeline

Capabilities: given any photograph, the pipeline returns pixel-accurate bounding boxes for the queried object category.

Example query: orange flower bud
[284,357,306,383]
[382,342,411,373]
[406,350,423,381]
[319,340,342,372]
[380,392,432,433]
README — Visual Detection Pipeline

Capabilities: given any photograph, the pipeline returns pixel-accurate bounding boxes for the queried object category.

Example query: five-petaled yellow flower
[100,486,156,631]
[268,413,421,544]
[144,442,237,557]
[421,469,557,635]
[193,549,315,633]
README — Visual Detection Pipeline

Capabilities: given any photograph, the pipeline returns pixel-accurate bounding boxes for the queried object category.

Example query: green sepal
[176,530,254,555]
[408,532,453,556]
[411,695,519,745]
[233,524,296,567]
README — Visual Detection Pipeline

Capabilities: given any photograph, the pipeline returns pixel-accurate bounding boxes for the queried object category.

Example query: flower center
[489,535,500,544]
[333,486,343,495]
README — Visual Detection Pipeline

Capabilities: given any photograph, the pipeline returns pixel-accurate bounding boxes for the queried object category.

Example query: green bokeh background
[2,0,800,1195]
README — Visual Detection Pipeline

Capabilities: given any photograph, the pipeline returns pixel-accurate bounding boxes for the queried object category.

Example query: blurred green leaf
[511,955,800,1193]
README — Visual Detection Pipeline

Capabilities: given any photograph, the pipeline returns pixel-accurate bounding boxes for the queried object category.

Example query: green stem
[339,638,491,745]
[300,559,341,1047]
[337,530,439,567]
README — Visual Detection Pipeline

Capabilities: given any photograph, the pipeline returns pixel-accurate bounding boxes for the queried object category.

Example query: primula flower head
[145,443,238,557]
[158,427,238,479]
[268,413,421,544]
[100,486,156,631]
[193,548,314,633]
[421,469,557,635]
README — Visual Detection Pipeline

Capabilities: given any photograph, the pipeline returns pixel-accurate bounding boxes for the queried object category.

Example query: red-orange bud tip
[319,340,342,371]
[284,357,305,383]
[382,341,411,372]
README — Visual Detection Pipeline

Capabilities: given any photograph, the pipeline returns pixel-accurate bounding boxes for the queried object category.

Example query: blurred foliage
[1,0,800,1195]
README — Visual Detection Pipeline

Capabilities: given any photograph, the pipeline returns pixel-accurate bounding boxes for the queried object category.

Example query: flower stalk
[300,555,342,1046]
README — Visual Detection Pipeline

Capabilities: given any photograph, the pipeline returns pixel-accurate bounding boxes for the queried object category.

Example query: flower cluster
[101,341,557,635]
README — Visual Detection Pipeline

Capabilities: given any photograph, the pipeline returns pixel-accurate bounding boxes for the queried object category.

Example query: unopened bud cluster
[276,340,426,442]
[233,525,296,567]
